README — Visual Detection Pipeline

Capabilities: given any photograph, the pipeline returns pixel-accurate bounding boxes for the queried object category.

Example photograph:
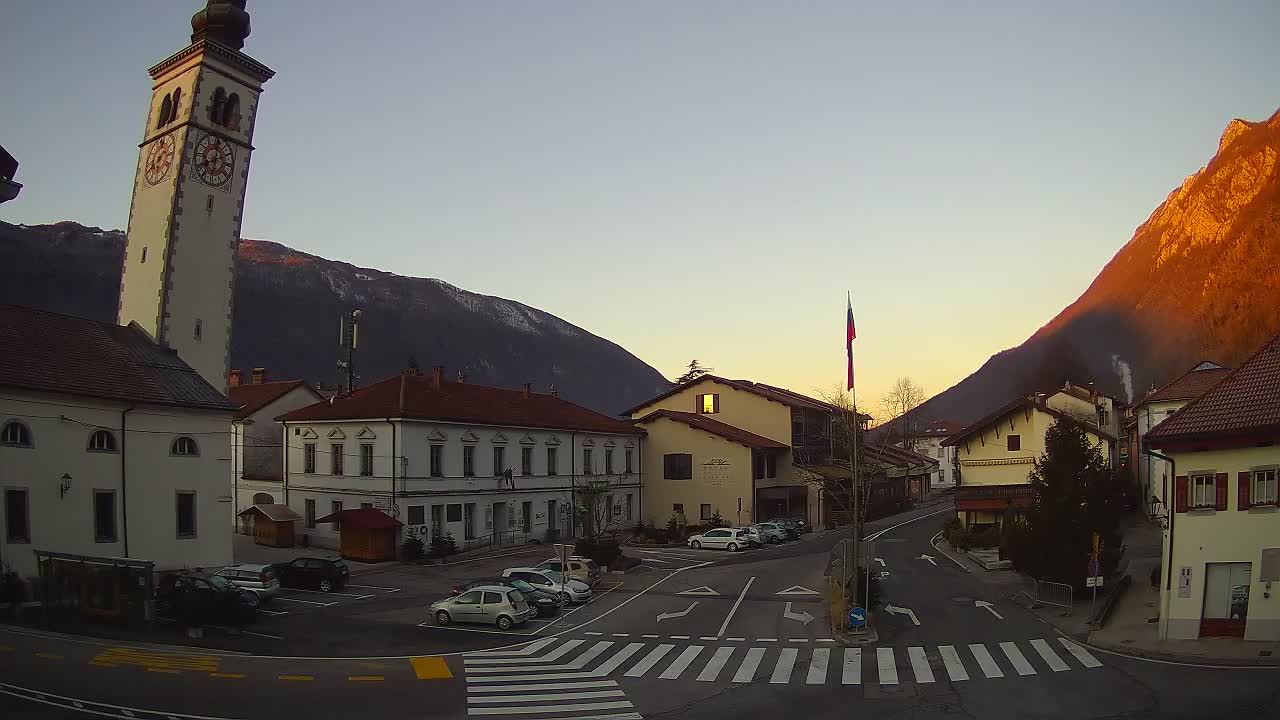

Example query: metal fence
[35,550,155,627]
[1030,580,1074,614]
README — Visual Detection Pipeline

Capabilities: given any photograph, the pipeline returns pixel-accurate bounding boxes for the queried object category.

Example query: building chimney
[251,367,266,385]
[432,366,445,388]
[521,383,531,399]
[456,371,467,384]
[228,369,243,388]
[550,384,558,398]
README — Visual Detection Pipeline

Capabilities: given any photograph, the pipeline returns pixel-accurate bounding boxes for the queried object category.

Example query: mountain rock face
[0,221,670,415]
[922,108,1280,424]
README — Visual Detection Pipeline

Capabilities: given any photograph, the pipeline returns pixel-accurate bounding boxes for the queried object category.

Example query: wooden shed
[314,508,401,562]
[238,504,301,548]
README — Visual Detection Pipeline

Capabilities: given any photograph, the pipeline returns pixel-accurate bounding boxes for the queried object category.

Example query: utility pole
[337,309,362,393]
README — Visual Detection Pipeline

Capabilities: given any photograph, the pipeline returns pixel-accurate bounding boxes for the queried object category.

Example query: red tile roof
[315,508,401,530]
[0,305,234,411]
[279,374,644,435]
[622,374,869,419]
[1140,361,1231,404]
[942,395,1115,447]
[918,419,964,437]
[230,379,317,420]
[632,409,787,449]
[1147,335,1280,444]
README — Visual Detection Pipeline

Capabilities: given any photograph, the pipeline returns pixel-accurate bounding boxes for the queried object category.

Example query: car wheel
[559,591,571,604]
[241,591,260,610]
[690,540,702,549]
[435,610,452,625]
[496,615,514,631]
[726,542,739,552]
[319,578,334,593]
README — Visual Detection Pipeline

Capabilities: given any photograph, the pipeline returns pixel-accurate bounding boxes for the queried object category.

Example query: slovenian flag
[846,292,856,391]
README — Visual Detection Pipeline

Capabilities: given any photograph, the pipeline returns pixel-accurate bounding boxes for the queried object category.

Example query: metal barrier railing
[1032,580,1074,614]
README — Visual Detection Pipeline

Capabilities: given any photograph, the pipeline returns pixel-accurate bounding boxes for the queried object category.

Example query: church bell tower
[118,0,273,395]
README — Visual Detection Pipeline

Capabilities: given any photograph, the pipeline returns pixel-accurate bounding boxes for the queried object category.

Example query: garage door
[1201,562,1251,637]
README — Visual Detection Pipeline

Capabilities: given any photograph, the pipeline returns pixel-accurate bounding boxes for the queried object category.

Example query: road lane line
[208,673,244,679]
[465,643,612,673]
[1030,639,1070,672]
[468,690,626,703]
[592,643,645,676]
[346,584,402,591]
[641,634,659,639]
[699,636,720,641]
[862,506,953,541]
[638,557,671,564]
[410,656,453,679]
[770,648,798,684]
[938,646,969,681]
[1057,638,1103,668]
[842,648,862,684]
[258,609,288,616]
[697,647,736,682]
[625,644,674,678]
[968,644,1004,678]
[670,635,690,640]
[469,680,617,693]
[807,648,830,684]
[876,648,898,685]
[466,640,583,665]
[277,675,314,681]
[733,647,766,683]
[586,632,604,636]
[468,671,598,683]
[611,634,630,638]
[348,676,385,682]
[35,653,63,660]
[757,638,777,643]
[659,646,704,679]
[467,701,634,716]
[907,647,935,683]
[716,576,756,637]
[999,642,1036,675]
[274,597,336,607]
[726,637,746,642]
[283,589,371,598]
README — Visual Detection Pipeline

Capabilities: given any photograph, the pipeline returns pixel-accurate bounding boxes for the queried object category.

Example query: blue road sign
[1088,557,1101,577]
[848,606,867,628]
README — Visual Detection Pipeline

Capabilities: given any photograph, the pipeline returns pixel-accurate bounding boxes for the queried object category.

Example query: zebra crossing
[463,635,1104,714]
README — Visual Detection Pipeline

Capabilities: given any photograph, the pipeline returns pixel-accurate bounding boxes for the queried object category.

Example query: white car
[751,523,787,544]
[687,528,751,552]
[502,567,592,603]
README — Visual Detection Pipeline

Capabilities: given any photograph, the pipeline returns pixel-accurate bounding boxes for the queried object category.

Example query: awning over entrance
[955,485,1034,511]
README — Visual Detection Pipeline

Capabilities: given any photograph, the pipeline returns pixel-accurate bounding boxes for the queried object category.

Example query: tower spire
[191,0,252,50]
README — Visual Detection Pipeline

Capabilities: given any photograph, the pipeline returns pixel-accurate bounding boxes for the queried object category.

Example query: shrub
[429,532,458,559]
[632,520,648,536]
[941,517,964,546]
[708,510,728,529]
[1,566,24,605]
[576,538,622,567]
[401,535,425,561]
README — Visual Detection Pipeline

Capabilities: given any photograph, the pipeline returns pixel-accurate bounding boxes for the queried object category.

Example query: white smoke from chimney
[1111,354,1133,404]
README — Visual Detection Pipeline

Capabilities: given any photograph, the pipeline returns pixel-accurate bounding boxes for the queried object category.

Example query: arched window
[209,88,227,124]
[1,421,33,447]
[221,93,241,131]
[156,93,172,129]
[171,436,199,456]
[252,492,274,505]
[169,88,182,124]
[88,429,117,452]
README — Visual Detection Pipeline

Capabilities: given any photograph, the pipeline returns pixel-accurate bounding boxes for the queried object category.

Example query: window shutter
[713,394,719,413]
[1174,476,1189,513]
[1238,471,1251,510]
[695,394,703,413]
[1214,472,1228,511]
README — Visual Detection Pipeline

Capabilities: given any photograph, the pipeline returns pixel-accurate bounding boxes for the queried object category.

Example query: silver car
[503,567,592,603]
[752,523,787,544]
[214,563,281,605]
[430,585,534,630]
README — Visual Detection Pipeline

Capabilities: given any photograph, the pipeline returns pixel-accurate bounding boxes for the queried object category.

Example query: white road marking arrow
[874,557,886,567]
[975,600,1004,620]
[782,602,814,625]
[918,554,937,566]
[657,601,699,622]
[677,586,719,596]
[776,585,821,596]
[884,604,921,626]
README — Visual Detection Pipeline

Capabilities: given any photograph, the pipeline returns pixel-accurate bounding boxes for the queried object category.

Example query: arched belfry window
[222,93,241,131]
[169,88,182,124]
[156,94,172,129]
[209,88,227,124]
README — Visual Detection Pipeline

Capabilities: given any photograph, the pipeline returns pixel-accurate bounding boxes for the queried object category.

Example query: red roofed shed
[314,508,402,562]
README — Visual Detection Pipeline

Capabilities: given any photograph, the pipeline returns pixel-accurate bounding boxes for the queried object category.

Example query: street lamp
[59,473,73,499]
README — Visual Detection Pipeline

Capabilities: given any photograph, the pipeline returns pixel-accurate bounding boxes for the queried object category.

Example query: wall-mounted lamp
[59,473,73,499]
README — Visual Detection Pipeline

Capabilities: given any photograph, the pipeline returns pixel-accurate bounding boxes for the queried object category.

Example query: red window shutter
[1214,472,1228,511]
[1238,471,1251,510]
[713,394,719,413]
[1174,476,1189,513]
[695,394,702,413]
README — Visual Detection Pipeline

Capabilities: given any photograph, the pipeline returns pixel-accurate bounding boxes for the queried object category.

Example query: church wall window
[156,94,172,129]
[169,88,182,124]
[209,88,227,125]
[221,93,241,131]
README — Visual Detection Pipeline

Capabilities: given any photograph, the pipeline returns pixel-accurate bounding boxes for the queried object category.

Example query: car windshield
[541,569,564,583]
[509,579,537,593]
[508,590,525,605]
[206,575,235,592]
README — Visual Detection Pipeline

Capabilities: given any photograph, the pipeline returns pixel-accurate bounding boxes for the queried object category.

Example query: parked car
[430,585,534,630]
[687,528,750,551]
[760,520,799,541]
[214,563,281,604]
[737,526,765,546]
[751,523,787,544]
[454,576,563,617]
[502,567,592,603]
[273,557,349,592]
[535,556,601,587]
[774,518,809,537]
[156,572,259,624]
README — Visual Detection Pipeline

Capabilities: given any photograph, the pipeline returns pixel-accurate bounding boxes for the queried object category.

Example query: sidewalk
[231,533,383,575]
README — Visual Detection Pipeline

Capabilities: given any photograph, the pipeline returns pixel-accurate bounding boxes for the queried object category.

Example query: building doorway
[547,499,558,540]
[1201,562,1251,637]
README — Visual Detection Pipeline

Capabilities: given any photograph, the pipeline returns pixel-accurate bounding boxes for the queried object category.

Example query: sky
[3,1,1278,413]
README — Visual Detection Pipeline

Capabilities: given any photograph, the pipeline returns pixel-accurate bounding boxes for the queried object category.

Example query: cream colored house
[626,376,849,529]
[228,369,322,530]
[1148,334,1280,641]
[943,386,1115,528]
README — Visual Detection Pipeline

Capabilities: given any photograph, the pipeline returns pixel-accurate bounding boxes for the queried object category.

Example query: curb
[1087,636,1280,667]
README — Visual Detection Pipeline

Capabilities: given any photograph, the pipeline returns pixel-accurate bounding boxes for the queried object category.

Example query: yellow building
[942,387,1115,528]
[1148,333,1280,641]
[626,376,848,528]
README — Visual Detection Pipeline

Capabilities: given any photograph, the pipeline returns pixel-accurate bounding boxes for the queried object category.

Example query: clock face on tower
[193,133,235,188]
[143,135,176,186]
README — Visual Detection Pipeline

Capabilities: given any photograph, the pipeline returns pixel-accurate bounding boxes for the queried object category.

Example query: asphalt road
[3,501,1279,719]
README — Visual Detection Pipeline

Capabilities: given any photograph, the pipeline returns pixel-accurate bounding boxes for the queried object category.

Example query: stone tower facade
[118,1,273,395]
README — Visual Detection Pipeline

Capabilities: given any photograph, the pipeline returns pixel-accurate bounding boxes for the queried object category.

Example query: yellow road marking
[146,668,181,674]
[209,673,245,679]
[35,652,64,660]
[410,656,453,679]
[277,675,314,681]
[348,676,385,682]
[89,661,119,668]
[92,647,219,672]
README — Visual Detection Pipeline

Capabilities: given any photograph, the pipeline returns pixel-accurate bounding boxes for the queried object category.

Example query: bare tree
[881,377,927,452]
[575,479,623,541]
[795,388,874,540]
[674,359,712,385]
